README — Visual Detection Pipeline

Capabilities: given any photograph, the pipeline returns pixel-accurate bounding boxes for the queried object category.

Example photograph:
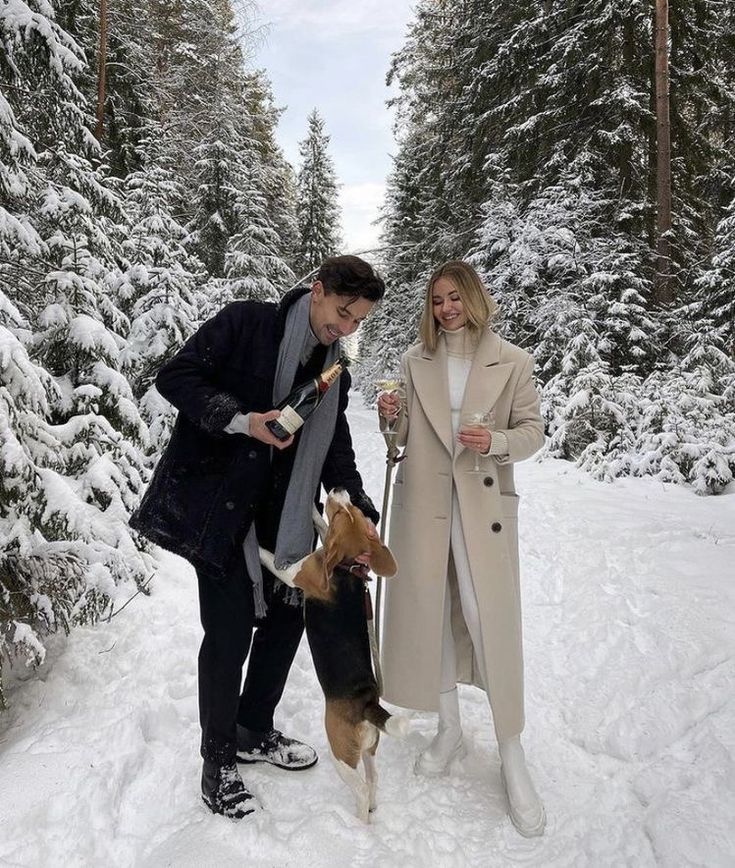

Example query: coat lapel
[459,329,513,421]
[407,340,453,455]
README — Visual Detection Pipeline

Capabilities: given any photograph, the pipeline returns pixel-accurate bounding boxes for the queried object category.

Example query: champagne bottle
[266,356,351,442]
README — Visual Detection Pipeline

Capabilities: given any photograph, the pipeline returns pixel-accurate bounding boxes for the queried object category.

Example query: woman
[378,261,546,837]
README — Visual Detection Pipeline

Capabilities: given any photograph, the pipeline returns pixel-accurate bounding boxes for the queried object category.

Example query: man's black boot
[201,760,259,819]
[236,725,318,770]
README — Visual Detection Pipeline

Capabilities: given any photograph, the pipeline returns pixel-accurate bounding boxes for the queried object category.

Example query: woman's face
[431,277,467,331]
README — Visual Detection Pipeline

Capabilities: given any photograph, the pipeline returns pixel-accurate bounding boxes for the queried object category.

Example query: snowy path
[1,394,734,867]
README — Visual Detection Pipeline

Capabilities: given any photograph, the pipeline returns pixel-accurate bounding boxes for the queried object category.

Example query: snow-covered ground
[1,394,734,867]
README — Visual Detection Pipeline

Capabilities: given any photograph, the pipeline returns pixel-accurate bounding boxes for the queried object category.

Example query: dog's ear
[368,537,398,578]
[322,512,349,591]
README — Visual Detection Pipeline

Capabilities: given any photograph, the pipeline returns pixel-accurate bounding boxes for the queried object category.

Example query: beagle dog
[259,489,405,822]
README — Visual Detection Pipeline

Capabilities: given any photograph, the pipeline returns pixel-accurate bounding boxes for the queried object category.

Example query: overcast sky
[251,1,415,256]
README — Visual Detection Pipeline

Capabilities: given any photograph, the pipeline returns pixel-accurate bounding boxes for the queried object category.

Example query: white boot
[415,688,466,775]
[499,736,546,837]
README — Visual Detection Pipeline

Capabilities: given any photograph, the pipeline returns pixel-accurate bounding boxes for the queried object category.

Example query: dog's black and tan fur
[260,489,402,821]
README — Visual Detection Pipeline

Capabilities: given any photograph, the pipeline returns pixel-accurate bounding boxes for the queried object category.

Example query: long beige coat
[380,327,544,741]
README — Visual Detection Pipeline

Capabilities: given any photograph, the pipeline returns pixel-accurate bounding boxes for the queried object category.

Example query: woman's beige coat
[380,327,544,740]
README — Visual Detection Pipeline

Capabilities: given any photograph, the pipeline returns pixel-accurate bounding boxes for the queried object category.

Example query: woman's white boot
[415,688,466,775]
[499,736,546,837]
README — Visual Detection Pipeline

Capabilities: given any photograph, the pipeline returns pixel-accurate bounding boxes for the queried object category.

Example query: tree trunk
[654,0,673,304]
[95,0,109,142]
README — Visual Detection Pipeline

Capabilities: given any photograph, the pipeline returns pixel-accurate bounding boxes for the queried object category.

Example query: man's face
[309,281,375,345]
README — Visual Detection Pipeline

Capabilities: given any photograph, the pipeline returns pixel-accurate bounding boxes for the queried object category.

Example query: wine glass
[375,377,404,437]
[459,410,495,472]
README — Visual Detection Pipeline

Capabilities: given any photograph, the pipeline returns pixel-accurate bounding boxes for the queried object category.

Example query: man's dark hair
[317,255,385,302]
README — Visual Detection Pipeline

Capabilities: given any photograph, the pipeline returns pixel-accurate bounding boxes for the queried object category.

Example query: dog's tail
[364,701,410,738]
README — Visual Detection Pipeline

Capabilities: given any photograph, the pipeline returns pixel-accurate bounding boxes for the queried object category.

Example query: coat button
[225,501,235,510]
[491,521,502,533]
[483,476,494,487]
[248,450,258,459]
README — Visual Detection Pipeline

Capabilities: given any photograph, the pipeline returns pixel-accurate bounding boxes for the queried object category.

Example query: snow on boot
[236,725,318,770]
[201,761,259,820]
[415,687,465,776]
[499,736,546,837]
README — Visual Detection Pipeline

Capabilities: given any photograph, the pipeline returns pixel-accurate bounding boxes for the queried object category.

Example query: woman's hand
[378,392,401,420]
[458,427,492,454]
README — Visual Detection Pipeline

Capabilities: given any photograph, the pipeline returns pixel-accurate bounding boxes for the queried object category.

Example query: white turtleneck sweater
[442,326,508,457]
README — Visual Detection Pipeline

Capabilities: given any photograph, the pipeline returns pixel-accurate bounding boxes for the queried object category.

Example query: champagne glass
[375,377,404,437]
[459,410,495,472]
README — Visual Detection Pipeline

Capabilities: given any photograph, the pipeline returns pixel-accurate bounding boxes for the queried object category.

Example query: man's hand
[354,518,379,567]
[249,410,295,450]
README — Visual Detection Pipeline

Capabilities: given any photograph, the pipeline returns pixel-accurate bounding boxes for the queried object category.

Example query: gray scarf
[243,294,340,616]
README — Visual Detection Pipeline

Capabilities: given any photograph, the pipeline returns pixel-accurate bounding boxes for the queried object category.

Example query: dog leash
[315,506,389,694]
[364,582,383,694]
[339,560,384,693]
[374,438,404,696]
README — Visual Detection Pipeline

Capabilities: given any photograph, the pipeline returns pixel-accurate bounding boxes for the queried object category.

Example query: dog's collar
[337,560,371,582]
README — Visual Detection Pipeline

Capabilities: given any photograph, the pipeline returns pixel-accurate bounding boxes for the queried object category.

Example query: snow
[1,394,733,867]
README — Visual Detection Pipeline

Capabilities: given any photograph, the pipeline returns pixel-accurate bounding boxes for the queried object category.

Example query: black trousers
[196,554,304,765]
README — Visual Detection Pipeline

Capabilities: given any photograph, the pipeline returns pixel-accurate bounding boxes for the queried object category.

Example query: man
[130,255,384,819]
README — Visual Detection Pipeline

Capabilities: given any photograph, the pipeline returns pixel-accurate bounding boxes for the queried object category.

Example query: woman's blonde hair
[419,261,499,351]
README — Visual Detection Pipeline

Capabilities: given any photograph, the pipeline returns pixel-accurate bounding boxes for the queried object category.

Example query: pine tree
[55,0,156,175]
[242,70,300,273]
[222,78,296,303]
[633,325,735,494]
[296,109,341,271]
[696,187,735,355]
[364,0,735,493]
[0,0,154,704]
[188,128,245,280]
[224,164,294,303]
[0,293,65,706]
[119,139,205,407]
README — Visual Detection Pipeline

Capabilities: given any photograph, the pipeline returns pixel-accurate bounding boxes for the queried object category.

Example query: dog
[259,489,405,822]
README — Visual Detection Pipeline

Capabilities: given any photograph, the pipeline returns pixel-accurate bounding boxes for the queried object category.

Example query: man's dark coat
[130,287,377,580]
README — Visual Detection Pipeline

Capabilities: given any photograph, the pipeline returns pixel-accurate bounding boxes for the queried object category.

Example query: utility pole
[95,0,109,142]
[654,0,673,304]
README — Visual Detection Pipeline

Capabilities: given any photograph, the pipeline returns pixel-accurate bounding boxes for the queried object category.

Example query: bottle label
[276,404,304,435]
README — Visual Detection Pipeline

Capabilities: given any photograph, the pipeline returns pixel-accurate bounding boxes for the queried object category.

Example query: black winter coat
[129,287,378,579]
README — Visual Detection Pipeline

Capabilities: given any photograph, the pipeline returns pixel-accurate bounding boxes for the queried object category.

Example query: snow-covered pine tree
[632,324,735,494]
[355,275,427,398]
[544,362,641,483]
[2,283,154,710]
[224,161,295,304]
[146,0,265,216]
[118,136,206,445]
[188,126,245,281]
[181,2,259,279]
[0,292,79,708]
[0,0,154,706]
[296,109,341,271]
[474,173,659,377]
[358,9,465,387]
[222,77,296,304]
[33,145,148,440]
[696,186,735,356]
[242,70,300,275]
[56,0,156,176]
[30,145,153,576]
